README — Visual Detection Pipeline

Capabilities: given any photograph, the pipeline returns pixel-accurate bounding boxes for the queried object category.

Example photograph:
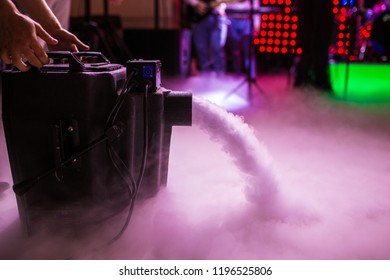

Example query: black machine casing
[1,52,192,233]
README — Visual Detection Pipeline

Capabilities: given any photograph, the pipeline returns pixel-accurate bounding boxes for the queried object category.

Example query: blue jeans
[193,14,227,72]
[228,18,256,78]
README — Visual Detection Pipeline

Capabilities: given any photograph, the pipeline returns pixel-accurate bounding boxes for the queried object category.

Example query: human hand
[45,27,90,52]
[0,12,58,72]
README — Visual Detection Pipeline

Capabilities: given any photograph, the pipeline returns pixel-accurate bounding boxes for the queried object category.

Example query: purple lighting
[1,74,390,260]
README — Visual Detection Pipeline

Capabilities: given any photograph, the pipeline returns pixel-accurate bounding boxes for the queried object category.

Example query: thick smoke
[192,96,286,218]
[0,95,292,259]
[1,87,390,260]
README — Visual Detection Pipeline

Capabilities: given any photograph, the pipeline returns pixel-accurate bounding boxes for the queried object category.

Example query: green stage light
[330,62,390,103]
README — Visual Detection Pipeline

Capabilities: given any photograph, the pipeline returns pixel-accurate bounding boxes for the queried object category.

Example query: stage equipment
[341,6,360,98]
[224,4,283,102]
[124,29,192,76]
[1,52,192,236]
[370,10,390,57]
[71,0,132,64]
[356,3,390,61]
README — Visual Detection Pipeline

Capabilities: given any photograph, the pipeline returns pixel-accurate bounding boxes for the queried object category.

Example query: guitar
[187,0,245,23]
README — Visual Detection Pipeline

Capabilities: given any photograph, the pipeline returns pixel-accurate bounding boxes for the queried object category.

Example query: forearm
[15,0,62,31]
[0,0,20,18]
[18,0,88,52]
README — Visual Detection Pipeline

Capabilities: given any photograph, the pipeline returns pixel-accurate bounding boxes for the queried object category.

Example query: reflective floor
[1,72,390,259]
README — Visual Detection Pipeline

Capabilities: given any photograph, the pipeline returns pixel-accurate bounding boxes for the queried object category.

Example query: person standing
[225,0,259,79]
[185,0,228,73]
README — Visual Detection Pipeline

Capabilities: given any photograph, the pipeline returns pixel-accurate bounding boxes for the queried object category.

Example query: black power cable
[103,83,149,246]
[72,67,150,246]
[12,70,137,197]
[13,68,150,247]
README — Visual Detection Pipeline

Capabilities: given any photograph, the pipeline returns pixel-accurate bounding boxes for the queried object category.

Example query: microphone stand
[225,0,266,104]
[78,0,132,64]
[343,6,360,99]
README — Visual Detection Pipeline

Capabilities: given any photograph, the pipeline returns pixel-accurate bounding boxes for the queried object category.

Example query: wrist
[15,0,62,33]
[0,0,18,16]
[40,20,62,33]
[0,0,24,29]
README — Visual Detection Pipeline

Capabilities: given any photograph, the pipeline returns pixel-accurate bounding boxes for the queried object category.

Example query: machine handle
[45,51,112,72]
[46,51,85,72]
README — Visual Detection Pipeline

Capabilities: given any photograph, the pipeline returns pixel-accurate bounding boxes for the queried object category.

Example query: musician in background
[225,0,259,79]
[185,0,228,74]
[359,0,389,10]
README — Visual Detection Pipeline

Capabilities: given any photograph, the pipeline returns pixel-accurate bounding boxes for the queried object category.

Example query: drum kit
[357,0,390,61]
